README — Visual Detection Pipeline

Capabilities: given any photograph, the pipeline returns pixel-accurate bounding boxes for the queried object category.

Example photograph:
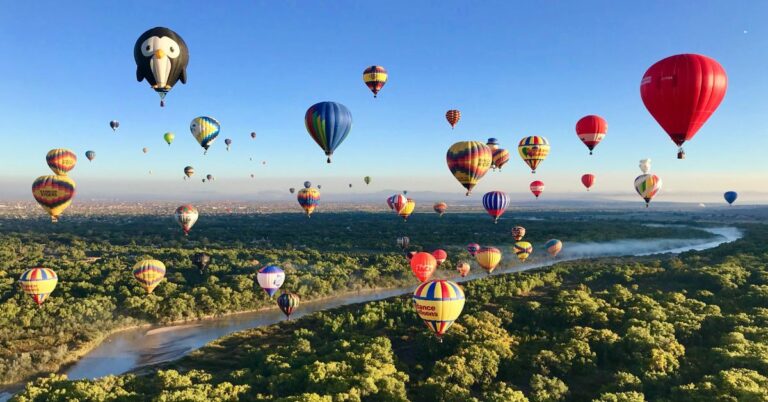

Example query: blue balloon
[303,181,311,189]
[724,191,738,205]
[304,102,353,163]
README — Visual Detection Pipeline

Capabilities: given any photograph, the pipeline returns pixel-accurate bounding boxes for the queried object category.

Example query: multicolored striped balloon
[511,226,526,241]
[476,246,502,274]
[445,110,461,129]
[297,187,320,217]
[492,148,510,171]
[392,194,408,214]
[514,241,533,262]
[398,198,416,222]
[634,174,662,207]
[132,259,166,294]
[482,191,509,224]
[304,102,352,163]
[174,204,198,235]
[466,243,480,257]
[277,291,300,319]
[257,265,285,297]
[446,141,492,195]
[530,181,545,198]
[575,115,607,155]
[190,116,220,154]
[362,65,388,97]
[32,175,76,223]
[433,202,447,217]
[517,136,550,173]
[413,279,465,339]
[46,149,77,175]
[545,239,562,257]
[19,267,58,305]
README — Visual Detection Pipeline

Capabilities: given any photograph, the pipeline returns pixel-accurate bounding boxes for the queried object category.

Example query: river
[0,226,741,400]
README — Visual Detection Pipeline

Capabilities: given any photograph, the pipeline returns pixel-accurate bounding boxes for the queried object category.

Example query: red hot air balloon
[575,115,607,155]
[640,54,727,159]
[432,249,447,267]
[445,110,461,129]
[410,252,437,282]
[581,174,595,191]
[530,180,544,199]
[392,194,408,213]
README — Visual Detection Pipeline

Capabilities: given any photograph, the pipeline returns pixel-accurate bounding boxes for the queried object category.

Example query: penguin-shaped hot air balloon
[134,27,189,107]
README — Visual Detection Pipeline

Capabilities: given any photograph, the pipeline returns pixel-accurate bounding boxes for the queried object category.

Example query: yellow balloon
[475,247,502,274]
[413,279,465,338]
[398,198,416,221]
[517,136,550,173]
[132,259,166,294]
[32,175,76,223]
[19,267,58,305]
[514,241,533,262]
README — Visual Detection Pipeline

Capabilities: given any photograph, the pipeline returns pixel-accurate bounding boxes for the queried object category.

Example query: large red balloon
[410,252,437,282]
[640,54,727,158]
[575,115,607,155]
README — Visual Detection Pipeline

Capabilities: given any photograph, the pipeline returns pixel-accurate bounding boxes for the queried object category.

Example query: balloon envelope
[432,249,447,267]
[363,65,387,97]
[32,175,76,223]
[132,259,166,294]
[514,242,533,262]
[445,110,461,128]
[482,191,509,223]
[277,292,300,318]
[190,116,220,153]
[466,243,480,257]
[413,280,465,338]
[46,149,77,175]
[634,174,663,206]
[174,205,198,235]
[511,226,526,241]
[433,202,447,216]
[518,136,550,173]
[19,267,58,305]
[476,247,502,274]
[446,141,492,195]
[724,191,738,205]
[581,174,595,190]
[257,265,285,297]
[410,252,437,282]
[297,188,320,217]
[304,101,352,163]
[530,180,545,198]
[545,239,563,257]
[134,27,189,107]
[85,151,96,161]
[575,115,607,154]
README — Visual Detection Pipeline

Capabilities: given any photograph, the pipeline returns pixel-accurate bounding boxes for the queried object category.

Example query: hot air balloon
[545,239,562,257]
[32,175,75,223]
[134,27,189,107]
[486,138,499,151]
[277,291,300,319]
[348,183,353,188]
[386,195,397,212]
[297,187,320,217]
[305,102,352,163]
[640,54,727,159]
[511,226,526,241]
[206,174,214,181]
[724,191,738,205]
[492,148,510,171]
[410,252,437,282]
[289,187,295,194]
[432,249,447,267]
[362,65,387,97]
[364,176,371,185]
[530,181,545,199]
[174,205,198,235]
[18,267,58,306]
[413,280,465,340]
[183,166,194,179]
[225,138,232,151]
[250,174,255,179]
[398,199,416,222]
[191,252,210,274]
[142,147,149,154]
[317,184,322,189]
[190,116,220,154]
[397,236,410,250]
[250,132,257,139]
[163,132,174,145]
[85,151,96,162]
[639,159,652,174]
[456,261,471,277]
[433,202,447,217]
[476,247,501,274]
[518,136,550,173]
[132,259,166,294]
[46,149,77,175]
[445,109,461,129]
[581,174,595,191]
[482,191,509,224]
[392,194,408,214]
[634,174,662,207]
[575,115,607,155]
[514,241,533,262]
[466,243,480,257]
[406,251,417,261]
[304,181,312,189]
[257,265,285,297]
[110,120,119,131]
[403,190,408,196]
[446,141,492,195]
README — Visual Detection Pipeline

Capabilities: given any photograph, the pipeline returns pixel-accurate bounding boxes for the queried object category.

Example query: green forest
[10,222,767,401]
[0,211,718,391]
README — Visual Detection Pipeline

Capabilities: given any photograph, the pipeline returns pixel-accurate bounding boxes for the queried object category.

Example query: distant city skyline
[1,1,766,203]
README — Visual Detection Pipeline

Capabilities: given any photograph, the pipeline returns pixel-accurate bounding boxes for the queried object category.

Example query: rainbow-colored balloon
[304,102,352,163]
[514,241,533,262]
[634,174,662,207]
[362,65,388,97]
[545,239,562,257]
[19,267,58,305]
[412,279,465,338]
[132,259,166,294]
[46,149,77,175]
[32,175,76,223]
[297,187,320,217]
[518,136,550,173]
[446,141,492,195]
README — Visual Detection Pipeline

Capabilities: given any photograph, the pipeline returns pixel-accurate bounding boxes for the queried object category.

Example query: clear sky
[1,1,767,203]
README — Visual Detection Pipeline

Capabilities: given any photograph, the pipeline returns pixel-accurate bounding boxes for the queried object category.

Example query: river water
[0,227,741,400]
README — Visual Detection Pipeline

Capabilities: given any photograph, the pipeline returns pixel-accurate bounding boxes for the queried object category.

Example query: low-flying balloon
[581,174,595,191]
[397,236,410,250]
[413,279,465,339]
[545,239,562,257]
[446,141,492,195]
[392,194,408,214]
[32,175,76,223]
[257,265,285,297]
[18,267,58,305]
[433,202,447,217]
[640,54,727,159]
[363,65,387,97]
[575,115,607,155]
[410,252,437,282]
[511,226,526,241]
[482,191,509,224]
[174,205,198,235]
[190,116,220,154]
[466,243,480,257]
[406,251,417,261]
[514,241,533,262]
[456,261,471,277]
[445,109,461,129]
[85,151,95,162]
[134,27,188,107]
[398,199,416,222]
[530,180,545,199]
[518,136,550,173]
[432,249,447,267]
[132,259,166,294]
[305,101,352,163]
[634,174,662,207]
[46,149,77,175]
[724,191,738,205]
[476,247,501,274]
[277,291,300,319]
[297,186,320,217]
[191,253,210,274]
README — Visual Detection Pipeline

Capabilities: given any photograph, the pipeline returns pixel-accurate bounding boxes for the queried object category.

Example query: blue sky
[1,1,767,202]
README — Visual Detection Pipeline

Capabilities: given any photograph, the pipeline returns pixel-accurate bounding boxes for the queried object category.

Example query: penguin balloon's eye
[170,47,175,52]
[145,45,150,51]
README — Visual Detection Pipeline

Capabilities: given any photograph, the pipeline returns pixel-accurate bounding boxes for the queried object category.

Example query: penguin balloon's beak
[154,49,165,59]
